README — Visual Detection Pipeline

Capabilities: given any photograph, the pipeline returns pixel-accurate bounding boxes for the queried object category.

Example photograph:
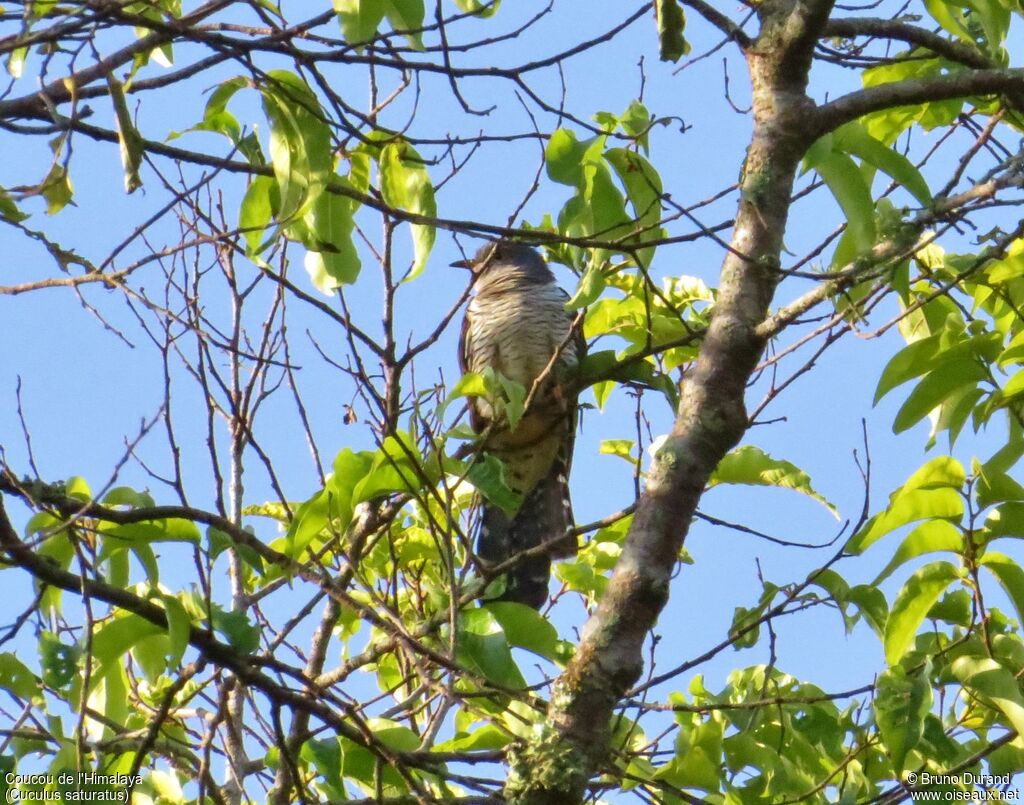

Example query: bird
[453,241,584,609]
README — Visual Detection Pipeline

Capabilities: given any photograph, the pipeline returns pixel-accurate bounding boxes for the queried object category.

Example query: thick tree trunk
[505,2,836,801]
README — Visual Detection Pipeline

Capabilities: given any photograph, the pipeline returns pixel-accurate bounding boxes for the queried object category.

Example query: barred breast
[465,281,579,395]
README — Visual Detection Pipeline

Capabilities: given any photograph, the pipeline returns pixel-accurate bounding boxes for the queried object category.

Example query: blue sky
[2,0,1022,794]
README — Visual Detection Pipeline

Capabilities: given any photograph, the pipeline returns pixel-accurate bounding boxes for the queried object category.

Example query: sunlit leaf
[709,445,838,517]
[872,520,964,585]
[951,656,1024,736]
[892,359,987,433]
[979,553,1024,627]
[565,263,606,310]
[107,72,144,193]
[41,164,73,215]
[240,175,275,256]
[484,601,559,660]
[92,614,163,685]
[453,0,500,16]
[884,562,959,665]
[303,189,360,291]
[849,458,965,554]
[334,0,386,46]
[379,141,435,279]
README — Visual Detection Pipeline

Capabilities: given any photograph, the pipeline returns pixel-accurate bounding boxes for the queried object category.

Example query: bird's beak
[450,258,474,269]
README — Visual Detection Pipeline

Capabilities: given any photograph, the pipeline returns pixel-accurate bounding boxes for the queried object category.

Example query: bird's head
[451,241,554,287]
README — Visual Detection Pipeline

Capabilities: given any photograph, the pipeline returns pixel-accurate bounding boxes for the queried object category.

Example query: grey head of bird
[451,241,555,289]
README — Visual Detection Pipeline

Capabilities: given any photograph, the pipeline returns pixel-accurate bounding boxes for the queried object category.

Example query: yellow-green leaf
[710,445,838,517]
[107,72,144,193]
[884,561,959,665]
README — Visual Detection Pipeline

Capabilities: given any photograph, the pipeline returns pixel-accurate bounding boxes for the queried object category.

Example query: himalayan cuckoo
[454,241,583,609]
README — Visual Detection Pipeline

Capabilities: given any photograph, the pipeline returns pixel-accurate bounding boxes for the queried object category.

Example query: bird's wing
[458,305,487,433]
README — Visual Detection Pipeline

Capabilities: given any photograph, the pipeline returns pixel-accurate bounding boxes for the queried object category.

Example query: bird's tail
[477,455,577,609]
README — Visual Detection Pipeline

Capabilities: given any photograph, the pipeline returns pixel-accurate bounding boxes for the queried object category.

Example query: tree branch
[814,67,1024,136]
[822,17,989,68]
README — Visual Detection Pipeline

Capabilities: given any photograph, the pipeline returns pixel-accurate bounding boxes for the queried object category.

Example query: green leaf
[453,0,500,17]
[435,723,512,751]
[211,608,260,654]
[876,329,946,405]
[655,0,689,62]
[92,614,162,677]
[950,656,1024,736]
[192,75,248,144]
[605,147,666,267]
[66,476,92,501]
[334,0,386,47]
[240,175,275,257]
[600,439,636,465]
[832,122,932,206]
[656,716,723,791]
[0,653,42,703]
[709,445,838,517]
[91,660,129,731]
[464,454,521,517]
[352,433,429,504]
[301,738,345,800]
[207,526,264,574]
[984,501,1024,539]
[545,129,592,186]
[872,519,964,585]
[100,517,201,546]
[0,187,28,222]
[904,456,967,491]
[146,769,185,804]
[6,46,27,79]
[808,150,876,260]
[302,189,360,291]
[286,446,373,558]
[102,486,156,508]
[989,736,1024,777]
[884,561,959,665]
[367,717,421,751]
[875,665,932,772]
[39,632,78,689]
[928,588,971,626]
[41,164,73,216]
[379,142,435,279]
[456,608,526,689]
[847,584,888,637]
[468,368,529,431]
[892,359,987,433]
[260,70,332,221]
[107,72,144,193]
[382,0,425,50]
[848,480,964,555]
[979,553,1024,627]
[483,601,559,660]
[133,633,172,682]
[160,594,191,669]
[564,263,606,310]
[923,0,973,42]
[978,471,1024,509]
